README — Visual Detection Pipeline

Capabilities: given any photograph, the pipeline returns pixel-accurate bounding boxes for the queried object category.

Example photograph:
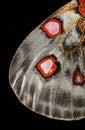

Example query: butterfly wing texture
[9,0,85,120]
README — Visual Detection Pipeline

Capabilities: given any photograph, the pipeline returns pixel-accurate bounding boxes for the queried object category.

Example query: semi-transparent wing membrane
[9,0,85,120]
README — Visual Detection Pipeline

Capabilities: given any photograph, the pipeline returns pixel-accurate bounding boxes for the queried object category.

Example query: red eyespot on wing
[37,56,58,77]
[78,6,85,15]
[79,0,85,5]
[73,71,84,85]
[78,0,85,15]
[77,21,85,32]
[42,19,62,38]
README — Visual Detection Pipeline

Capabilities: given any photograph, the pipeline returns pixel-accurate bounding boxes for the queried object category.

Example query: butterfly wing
[9,0,85,120]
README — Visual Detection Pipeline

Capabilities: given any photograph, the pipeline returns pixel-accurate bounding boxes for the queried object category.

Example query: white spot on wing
[41,60,53,74]
[45,22,59,34]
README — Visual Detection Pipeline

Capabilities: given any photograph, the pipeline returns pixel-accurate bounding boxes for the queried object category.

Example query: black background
[4,0,85,129]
